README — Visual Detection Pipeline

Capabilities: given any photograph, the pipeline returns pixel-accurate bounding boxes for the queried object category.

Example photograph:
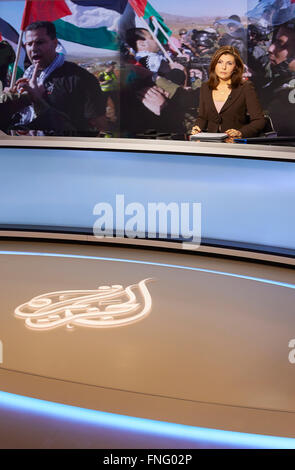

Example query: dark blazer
[196,80,266,138]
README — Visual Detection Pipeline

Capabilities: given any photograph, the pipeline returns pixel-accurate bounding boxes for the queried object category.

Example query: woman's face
[215,53,236,81]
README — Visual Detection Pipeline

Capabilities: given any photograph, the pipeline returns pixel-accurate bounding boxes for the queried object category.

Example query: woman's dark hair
[207,45,244,89]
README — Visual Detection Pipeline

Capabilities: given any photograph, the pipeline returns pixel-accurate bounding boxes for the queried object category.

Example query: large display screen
[1,0,294,138]
[0,146,294,256]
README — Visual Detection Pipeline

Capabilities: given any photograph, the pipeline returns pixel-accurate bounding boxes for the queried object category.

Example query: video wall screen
[0,0,294,138]
[0,146,295,257]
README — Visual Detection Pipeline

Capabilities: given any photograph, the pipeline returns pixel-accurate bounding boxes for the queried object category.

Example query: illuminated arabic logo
[14,279,153,330]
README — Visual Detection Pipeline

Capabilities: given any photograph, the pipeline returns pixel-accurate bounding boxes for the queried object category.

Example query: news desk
[0,136,294,449]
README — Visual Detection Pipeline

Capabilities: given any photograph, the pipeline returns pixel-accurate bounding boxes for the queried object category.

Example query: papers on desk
[190,133,228,142]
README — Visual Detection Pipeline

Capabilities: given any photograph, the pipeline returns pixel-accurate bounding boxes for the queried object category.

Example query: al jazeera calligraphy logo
[14,279,153,331]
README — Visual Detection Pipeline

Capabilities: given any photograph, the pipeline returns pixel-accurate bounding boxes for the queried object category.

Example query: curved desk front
[0,136,294,449]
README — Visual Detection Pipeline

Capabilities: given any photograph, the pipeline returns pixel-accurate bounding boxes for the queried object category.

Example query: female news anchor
[191,46,265,139]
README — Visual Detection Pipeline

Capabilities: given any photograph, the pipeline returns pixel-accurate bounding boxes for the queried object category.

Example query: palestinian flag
[21,0,128,58]
[21,0,72,29]
[0,17,20,43]
[128,0,172,44]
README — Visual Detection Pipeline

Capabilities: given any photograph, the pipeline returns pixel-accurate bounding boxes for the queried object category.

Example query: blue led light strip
[0,391,294,449]
[1,250,295,448]
[0,250,295,290]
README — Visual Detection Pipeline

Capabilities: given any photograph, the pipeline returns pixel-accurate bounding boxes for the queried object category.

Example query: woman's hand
[225,128,242,138]
[191,125,201,135]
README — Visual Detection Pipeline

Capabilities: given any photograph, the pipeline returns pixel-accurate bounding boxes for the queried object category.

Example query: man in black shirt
[9,21,107,136]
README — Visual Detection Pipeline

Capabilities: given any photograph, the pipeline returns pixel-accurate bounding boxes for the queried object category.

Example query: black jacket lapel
[220,85,243,113]
[206,84,220,117]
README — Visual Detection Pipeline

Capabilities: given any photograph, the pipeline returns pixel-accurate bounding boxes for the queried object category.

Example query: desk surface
[1,135,295,161]
[0,239,295,442]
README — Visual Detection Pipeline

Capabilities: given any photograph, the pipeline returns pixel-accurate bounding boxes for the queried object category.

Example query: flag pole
[10,0,28,88]
[10,30,24,87]
[150,16,182,56]
[139,16,173,63]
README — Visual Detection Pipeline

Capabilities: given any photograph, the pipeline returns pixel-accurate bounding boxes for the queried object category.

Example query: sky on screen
[0,0,246,32]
